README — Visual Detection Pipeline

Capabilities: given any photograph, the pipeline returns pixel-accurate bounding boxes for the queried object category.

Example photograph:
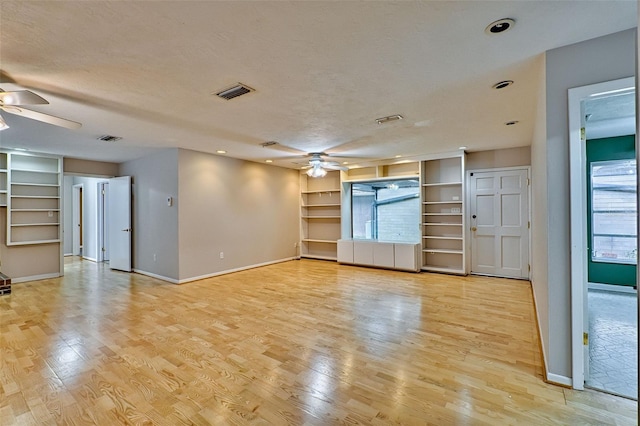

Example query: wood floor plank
[0,258,637,425]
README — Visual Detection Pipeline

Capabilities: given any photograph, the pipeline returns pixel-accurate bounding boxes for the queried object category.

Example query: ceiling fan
[304,152,348,177]
[0,89,82,130]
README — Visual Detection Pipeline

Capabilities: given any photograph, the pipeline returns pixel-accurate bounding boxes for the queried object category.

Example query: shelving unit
[341,161,420,182]
[421,155,466,274]
[0,153,7,207]
[300,170,341,260]
[7,153,62,246]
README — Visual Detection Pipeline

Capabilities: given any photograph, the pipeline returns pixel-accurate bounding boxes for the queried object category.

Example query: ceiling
[0,1,637,169]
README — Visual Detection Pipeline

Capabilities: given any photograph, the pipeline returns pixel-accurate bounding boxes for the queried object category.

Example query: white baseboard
[546,373,573,387]
[178,257,297,284]
[133,257,297,285]
[64,253,73,257]
[530,280,574,388]
[82,256,98,263]
[133,269,179,284]
[12,272,61,284]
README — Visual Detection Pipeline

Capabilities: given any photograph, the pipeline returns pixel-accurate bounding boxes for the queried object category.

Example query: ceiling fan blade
[1,106,81,129]
[323,164,348,171]
[0,90,48,105]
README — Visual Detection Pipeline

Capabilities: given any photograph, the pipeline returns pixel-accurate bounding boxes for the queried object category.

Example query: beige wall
[0,208,60,281]
[466,146,531,170]
[178,149,300,282]
[530,53,549,373]
[120,149,180,280]
[64,158,119,176]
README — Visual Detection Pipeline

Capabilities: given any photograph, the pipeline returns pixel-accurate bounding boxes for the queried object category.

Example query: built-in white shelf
[421,155,466,274]
[6,152,62,246]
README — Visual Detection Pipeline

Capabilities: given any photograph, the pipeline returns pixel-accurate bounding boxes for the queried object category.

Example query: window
[351,178,420,242]
[591,159,637,264]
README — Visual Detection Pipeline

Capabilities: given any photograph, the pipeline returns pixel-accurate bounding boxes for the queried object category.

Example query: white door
[108,176,132,272]
[470,169,529,278]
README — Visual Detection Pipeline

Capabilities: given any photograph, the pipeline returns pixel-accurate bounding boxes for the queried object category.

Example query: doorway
[467,167,530,279]
[569,77,638,399]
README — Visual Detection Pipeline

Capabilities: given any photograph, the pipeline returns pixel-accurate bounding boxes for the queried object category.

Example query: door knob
[121,228,131,232]
[471,226,477,231]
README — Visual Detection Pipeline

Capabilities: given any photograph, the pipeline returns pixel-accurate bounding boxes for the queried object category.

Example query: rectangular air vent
[97,135,122,142]
[215,83,254,100]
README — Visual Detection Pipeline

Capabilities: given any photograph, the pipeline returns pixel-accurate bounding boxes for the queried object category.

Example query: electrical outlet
[48,210,54,218]
[219,252,224,259]
[153,253,157,261]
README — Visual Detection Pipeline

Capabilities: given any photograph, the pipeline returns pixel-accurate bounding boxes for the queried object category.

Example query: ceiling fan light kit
[307,164,328,178]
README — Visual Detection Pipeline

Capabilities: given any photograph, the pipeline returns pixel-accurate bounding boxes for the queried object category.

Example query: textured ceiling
[0,1,637,168]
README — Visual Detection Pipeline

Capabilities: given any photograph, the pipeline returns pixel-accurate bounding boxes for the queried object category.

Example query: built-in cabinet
[300,154,467,275]
[337,239,421,272]
[421,155,465,274]
[5,152,62,246]
[300,170,341,260]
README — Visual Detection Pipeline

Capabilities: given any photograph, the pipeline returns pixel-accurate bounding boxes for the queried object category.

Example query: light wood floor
[1,258,637,425]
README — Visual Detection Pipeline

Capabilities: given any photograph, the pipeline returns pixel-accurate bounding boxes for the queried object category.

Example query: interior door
[108,176,132,272]
[470,169,529,278]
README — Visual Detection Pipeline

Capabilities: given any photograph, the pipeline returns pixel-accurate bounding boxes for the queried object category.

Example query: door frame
[568,76,636,390]
[465,166,531,279]
[72,184,83,256]
[97,181,109,262]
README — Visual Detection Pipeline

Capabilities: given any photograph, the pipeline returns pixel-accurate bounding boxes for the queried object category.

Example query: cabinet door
[395,243,419,271]
[337,240,354,263]
[373,243,395,268]
[353,241,374,265]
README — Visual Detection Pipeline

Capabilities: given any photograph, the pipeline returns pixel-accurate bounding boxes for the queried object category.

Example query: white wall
[178,149,300,282]
[120,149,180,281]
[543,29,636,380]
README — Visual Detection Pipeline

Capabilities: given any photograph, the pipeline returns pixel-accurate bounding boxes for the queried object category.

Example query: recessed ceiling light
[492,80,514,90]
[459,146,467,150]
[395,155,402,158]
[216,150,227,154]
[265,159,273,163]
[485,18,515,35]
[342,162,349,165]
[505,120,519,126]
[14,147,28,151]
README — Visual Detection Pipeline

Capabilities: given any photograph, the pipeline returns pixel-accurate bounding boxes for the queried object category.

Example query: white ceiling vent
[215,83,254,100]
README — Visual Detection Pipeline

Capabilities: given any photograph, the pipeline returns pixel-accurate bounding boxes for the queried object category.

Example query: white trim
[546,373,573,388]
[12,272,61,283]
[82,256,98,262]
[588,282,638,294]
[135,257,298,285]
[64,253,73,257]
[133,269,179,284]
[568,76,636,391]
